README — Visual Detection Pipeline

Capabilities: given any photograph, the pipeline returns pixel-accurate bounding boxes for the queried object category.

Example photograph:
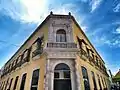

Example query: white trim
[47,59,77,90]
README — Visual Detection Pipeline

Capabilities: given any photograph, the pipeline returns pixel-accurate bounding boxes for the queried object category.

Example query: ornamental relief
[47,51,77,59]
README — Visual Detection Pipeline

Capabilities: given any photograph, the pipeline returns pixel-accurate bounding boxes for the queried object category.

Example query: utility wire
[0,40,20,47]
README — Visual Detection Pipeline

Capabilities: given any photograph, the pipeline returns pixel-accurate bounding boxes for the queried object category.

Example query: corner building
[0,12,110,90]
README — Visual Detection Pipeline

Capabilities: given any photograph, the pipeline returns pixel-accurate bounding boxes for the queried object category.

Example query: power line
[0,40,20,47]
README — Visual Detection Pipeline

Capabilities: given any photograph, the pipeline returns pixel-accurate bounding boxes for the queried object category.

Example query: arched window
[56,29,66,42]
[8,78,13,90]
[97,74,102,90]
[20,73,27,90]
[81,66,90,90]
[54,63,71,90]
[13,76,19,90]
[4,78,9,90]
[91,71,97,90]
[31,69,40,90]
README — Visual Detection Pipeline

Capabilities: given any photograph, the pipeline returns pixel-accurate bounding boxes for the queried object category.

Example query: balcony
[47,42,77,48]
[32,49,43,58]
[78,48,88,58]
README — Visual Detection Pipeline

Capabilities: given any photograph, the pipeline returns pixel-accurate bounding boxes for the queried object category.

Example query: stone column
[75,59,81,90]
[45,59,50,90]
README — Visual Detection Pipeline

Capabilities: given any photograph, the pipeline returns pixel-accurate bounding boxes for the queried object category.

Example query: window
[56,29,66,42]
[4,78,9,90]
[20,73,27,90]
[0,82,2,90]
[32,37,43,57]
[1,82,4,90]
[13,76,19,90]
[103,78,107,89]
[101,76,105,89]
[31,69,40,90]
[92,54,94,60]
[8,78,13,90]
[1,81,5,90]
[54,63,71,90]
[22,48,31,63]
[91,71,97,90]
[81,66,90,90]
[77,37,82,49]
[17,55,22,67]
[86,47,89,56]
[97,74,102,90]
[96,56,99,65]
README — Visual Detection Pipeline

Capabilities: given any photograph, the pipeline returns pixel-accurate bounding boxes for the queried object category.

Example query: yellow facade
[0,12,110,90]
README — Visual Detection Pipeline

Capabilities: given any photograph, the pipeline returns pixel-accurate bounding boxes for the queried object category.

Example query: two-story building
[0,12,110,90]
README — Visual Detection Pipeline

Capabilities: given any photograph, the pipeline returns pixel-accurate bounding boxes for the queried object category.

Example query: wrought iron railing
[32,49,43,57]
[77,48,107,75]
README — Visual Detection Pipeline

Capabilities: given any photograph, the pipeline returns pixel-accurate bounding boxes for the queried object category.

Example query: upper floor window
[81,66,90,90]
[96,56,99,65]
[56,29,66,42]
[77,37,82,49]
[31,69,40,90]
[32,37,44,57]
[22,48,31,62]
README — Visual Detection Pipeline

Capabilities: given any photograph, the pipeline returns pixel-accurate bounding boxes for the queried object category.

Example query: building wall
[72,18,109,90]
[0,21,48,90]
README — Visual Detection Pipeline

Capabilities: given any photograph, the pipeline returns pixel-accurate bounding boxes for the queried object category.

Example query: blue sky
[0,0,120,75]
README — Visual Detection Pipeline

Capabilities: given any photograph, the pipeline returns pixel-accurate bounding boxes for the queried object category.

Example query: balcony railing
[77,48,107,75]
[47,42,77,48]
[32,49,43,57]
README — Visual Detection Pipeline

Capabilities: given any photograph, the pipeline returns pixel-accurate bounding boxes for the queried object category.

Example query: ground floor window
[13,76,19,90]
[31,69,40,90]
[54,63,72,90]
[20,73,27,90]
[91,71,97,90]
[81,66,90,90]
[8,78,13,90]
[97,74,102,90]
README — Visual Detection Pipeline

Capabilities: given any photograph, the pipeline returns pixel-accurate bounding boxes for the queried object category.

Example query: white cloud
[113,3,120,12]
[91,34,120,48]
[0,0,49,23]
[116,26,120,34]
[80,0,88,3]
[0,0,81,24]
[90,0,102,12]
[81,26,88,32]
[20,0,49,23]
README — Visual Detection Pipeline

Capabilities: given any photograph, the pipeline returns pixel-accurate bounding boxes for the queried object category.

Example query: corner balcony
[45,42,78,59]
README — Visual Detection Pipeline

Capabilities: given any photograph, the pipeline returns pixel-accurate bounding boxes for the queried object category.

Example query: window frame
[91,71,97,90]
[56,29,67,42]
[31,69,40,90]
[8,78,13,90]
[13,76,19,90]
[20,73,27,90]
[81,66,90,90]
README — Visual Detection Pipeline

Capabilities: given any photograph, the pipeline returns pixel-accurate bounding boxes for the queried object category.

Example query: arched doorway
[54,63,72,90]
